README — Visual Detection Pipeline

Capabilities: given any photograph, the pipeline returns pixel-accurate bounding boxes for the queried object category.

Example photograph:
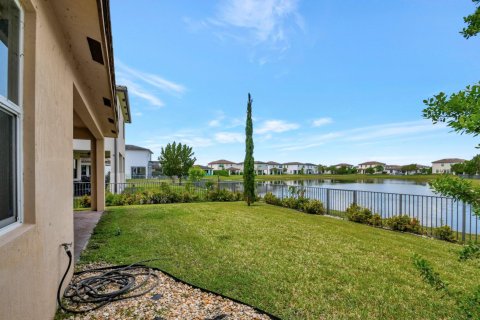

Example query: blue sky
[111,0,480,166]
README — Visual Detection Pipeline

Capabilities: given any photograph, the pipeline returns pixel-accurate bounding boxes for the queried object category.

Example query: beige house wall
[0,0,112,319]
[432,162,453,174]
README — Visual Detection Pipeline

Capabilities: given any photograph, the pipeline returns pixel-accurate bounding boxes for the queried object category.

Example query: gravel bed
[59,263,273,320]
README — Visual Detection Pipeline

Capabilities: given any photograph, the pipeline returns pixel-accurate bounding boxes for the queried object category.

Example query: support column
[76,158,81,180]
[90,138,105,211]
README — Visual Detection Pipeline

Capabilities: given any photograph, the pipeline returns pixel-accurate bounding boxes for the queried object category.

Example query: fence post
[462,203,467,242]
[399,194,403,213]
[326,189,330,215]
[353,190,357,205]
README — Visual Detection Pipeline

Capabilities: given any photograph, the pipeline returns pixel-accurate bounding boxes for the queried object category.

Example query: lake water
[263,179,436,196]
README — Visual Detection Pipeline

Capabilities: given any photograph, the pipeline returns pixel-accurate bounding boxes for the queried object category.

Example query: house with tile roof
[432,158,466,174]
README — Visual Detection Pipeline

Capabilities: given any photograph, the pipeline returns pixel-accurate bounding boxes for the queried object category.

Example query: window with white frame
[0,0,23,229]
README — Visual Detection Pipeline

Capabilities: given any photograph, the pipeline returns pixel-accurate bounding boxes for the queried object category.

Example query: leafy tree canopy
[159,141,196,182]
[461,0,480,39]
[188,166,205,182]
[423,1,480,215]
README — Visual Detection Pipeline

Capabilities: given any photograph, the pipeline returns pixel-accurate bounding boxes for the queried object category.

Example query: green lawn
[80,202,480,319]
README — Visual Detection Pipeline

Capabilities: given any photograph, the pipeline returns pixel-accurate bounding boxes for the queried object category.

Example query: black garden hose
[57,244,159,314]
[57,245,281,319]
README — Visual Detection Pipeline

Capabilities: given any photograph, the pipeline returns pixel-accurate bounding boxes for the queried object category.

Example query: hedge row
[346,204,455,242]
[264,192,325,215]
[75,188,244,208]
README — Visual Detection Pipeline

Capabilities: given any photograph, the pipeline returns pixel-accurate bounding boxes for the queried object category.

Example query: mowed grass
[80,202,480,319]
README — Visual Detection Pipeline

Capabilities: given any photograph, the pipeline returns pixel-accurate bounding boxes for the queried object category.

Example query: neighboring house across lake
[432,158,466,174]
[334,163,355,169]
[125,145,153,179]
[208,159,238,171]
[195,165,214,176]
[357,161,386,174]
[385,165,402,175]
[304,163,318,174]
[283,162,305,174]
[266,161,283,175]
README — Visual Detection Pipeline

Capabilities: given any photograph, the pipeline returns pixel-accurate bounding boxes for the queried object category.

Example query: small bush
[459,243,480,261]
[205,181,215,190]
[302,199,325,215]
[369,213,383,227]
[264,192,282,206]
[385,215,422,234]
[346,204,372,224]
[213,170,229,177]
[281,197,299,209]
[79,195,91,208]
[206,189,242,201]
[412,254,448,291]
[432,225,455,242]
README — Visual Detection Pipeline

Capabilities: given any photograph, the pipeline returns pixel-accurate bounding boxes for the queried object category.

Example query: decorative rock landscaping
[59,264,272,320]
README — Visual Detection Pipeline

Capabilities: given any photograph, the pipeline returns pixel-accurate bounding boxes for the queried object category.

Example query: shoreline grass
[80,202,480,319]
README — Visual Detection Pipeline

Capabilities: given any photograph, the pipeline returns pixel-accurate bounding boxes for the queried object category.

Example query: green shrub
[346,204,373,224]
[369,213,383,227]
[79,195,91,208]
[385,215,422,234]
[213,170,229,177]
[205,181,215,190]
[459,243,480,261]
[302,199,325,215]
[412,254,448,291]
[206,189,242,201]
[264,192,282,206]
[432,225,455,242]
[281,197,299,209]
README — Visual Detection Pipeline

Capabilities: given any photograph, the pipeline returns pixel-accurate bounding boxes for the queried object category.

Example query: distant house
[195,165,213,176]
[208,159,237,171]
[125,145,153,179]
[304,163,318,174]
[283,162,305,174]
[266,161,283,175]
[148,160,162,177]
[385,165,402,175]
[432,158,466,174]
[254,161,268,175]
[357,161,386,174]
[333,163,354,169]
[227,167,241,175]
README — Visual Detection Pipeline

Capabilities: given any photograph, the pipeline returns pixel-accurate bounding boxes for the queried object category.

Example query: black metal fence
[73,181,478,242]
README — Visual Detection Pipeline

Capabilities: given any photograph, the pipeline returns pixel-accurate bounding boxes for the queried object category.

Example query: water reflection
[259,179,434,196]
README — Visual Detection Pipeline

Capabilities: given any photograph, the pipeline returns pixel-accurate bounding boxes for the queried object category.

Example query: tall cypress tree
[244,93,255,206]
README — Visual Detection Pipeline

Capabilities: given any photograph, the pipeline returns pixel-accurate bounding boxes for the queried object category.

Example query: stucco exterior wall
[0,1,107,319]
[432,163,453,174]
[125,150,152,179]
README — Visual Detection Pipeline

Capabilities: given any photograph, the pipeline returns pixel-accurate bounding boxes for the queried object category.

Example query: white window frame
[0,0,24,235]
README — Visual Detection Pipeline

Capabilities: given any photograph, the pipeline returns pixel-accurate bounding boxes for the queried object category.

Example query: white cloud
[256,119,299,134]
[215,132,244,144]
[346,121,443,142]
[312,117,333,127]
[215,0,303,45]
[208,111,226,127]
[118,78,165,108]
[270,120,445,152]
[117,61,185,95]
[134,112,143,117]
[185,0,304,63]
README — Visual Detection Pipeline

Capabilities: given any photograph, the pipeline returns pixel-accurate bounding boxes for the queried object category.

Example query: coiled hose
[57,244,159,314]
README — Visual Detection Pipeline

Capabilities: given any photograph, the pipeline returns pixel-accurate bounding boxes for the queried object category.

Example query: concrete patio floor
[74,211,103,261]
